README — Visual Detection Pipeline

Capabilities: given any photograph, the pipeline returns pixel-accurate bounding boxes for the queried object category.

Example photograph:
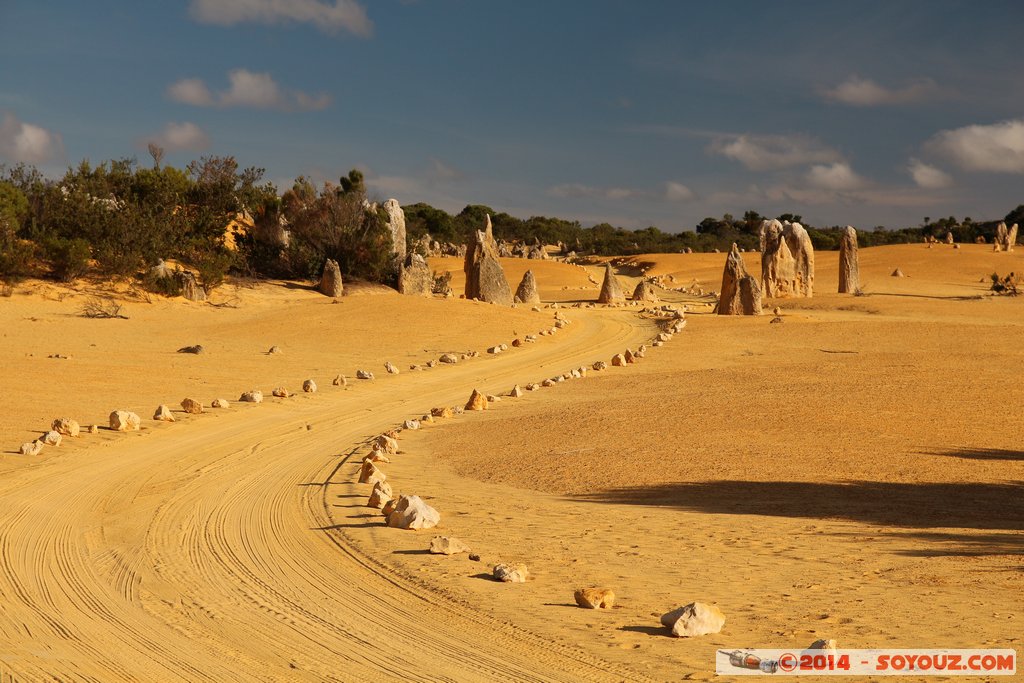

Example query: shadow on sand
[577,479,1024,563]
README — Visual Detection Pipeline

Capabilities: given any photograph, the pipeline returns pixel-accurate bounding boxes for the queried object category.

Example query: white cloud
[547,183,641,200]
[548,181,694,203]
[664,181,694,202]
[925,118,1024,173]
[143,122,211,152]
[709,133,842,171]
[167,78,213,106]
[189,0,372,36]
[823,76,939,106]
[0,112,63,164]
[907,158,952,189]
[806,162,866,191]
[167,69,330,111]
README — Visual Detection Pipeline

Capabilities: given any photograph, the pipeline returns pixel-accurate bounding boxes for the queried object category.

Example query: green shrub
[41,236,91,281]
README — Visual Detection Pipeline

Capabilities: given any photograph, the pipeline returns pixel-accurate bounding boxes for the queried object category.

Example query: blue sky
[1,0,1023,231]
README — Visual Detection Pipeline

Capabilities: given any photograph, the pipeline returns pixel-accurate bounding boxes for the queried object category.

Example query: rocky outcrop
[760,219,815,297]
[398,253,433,296]
[660,602,726,637]
[386,495,440,530]
[383,198,407,268]
[318,258,344,297]
[760,219,797,297]
[838,226,860,293]
[739,276,762,316]
[514,270,541,304]
[785,222,815,296]
[994,222,1018,252]
[109,410,141,432]
[632,280,658,302]
[597,263,624,303]
[574,587,615,609]
[717,243,759,315]
[463,215,513,304]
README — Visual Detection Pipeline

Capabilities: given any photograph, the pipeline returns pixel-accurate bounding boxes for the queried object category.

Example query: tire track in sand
[0,308,658,681]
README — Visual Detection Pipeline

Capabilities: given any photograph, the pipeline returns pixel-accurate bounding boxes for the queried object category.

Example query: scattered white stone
[41,430,62,446]
[367,480,393,508]
[574,588,616,609]
[303,379,317,393]
[439,353,459,364]
[430,536,471,555]
[109,410,141,432]
[272,387,290,398]
[660,602,726,637]
[493,563,528,583]
[356,370,374,380]
[403,419,421,430]
[240,390,263,403]
[387,495,440,530]
[211,398,230,408]
[268,345,282,354]
[181,398,204,414]
[510,385,524,398]
[51,417,80,437]
[154,405,175,422]
[385,361,399,375]
[333,374,347,387]
[20,441,43,456]
[358,460,386,485]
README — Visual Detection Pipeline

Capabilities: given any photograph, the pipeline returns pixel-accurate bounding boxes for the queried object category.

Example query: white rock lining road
[0,307,665,682]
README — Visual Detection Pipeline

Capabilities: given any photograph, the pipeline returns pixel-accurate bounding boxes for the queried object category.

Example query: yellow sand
[0,245,1020,681]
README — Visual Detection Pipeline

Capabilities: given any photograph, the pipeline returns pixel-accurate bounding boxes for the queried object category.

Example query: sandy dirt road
[0,305,657,682]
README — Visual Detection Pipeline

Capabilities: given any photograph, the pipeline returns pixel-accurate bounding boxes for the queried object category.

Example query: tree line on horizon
[1,153,1021,291]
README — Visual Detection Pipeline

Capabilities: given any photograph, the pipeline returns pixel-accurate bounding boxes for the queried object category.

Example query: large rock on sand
[430,536,471,555]
[838,226,860,293]
[597,263,624,303]
[760,219,797,297]
[398,253,433,296]
[109,410,141,431]
[632,280,659,302]
[493,563,528,583]
[994,222,1018,252]
[465,389,488,411]
[51,417,80,437]
[386,495,440,530]
[366,480,393,508]
[660,602,726,637]
[383,198,407,268]
[318,258,344,297]
[463,215,513,304]
[717,243,759,315]
[514,270,541,304]
[574,587,616,609]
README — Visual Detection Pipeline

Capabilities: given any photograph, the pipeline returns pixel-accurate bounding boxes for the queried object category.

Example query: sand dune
[0,245,1020,681]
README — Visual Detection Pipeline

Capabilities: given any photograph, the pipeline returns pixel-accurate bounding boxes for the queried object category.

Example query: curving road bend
[0,309,657,682]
